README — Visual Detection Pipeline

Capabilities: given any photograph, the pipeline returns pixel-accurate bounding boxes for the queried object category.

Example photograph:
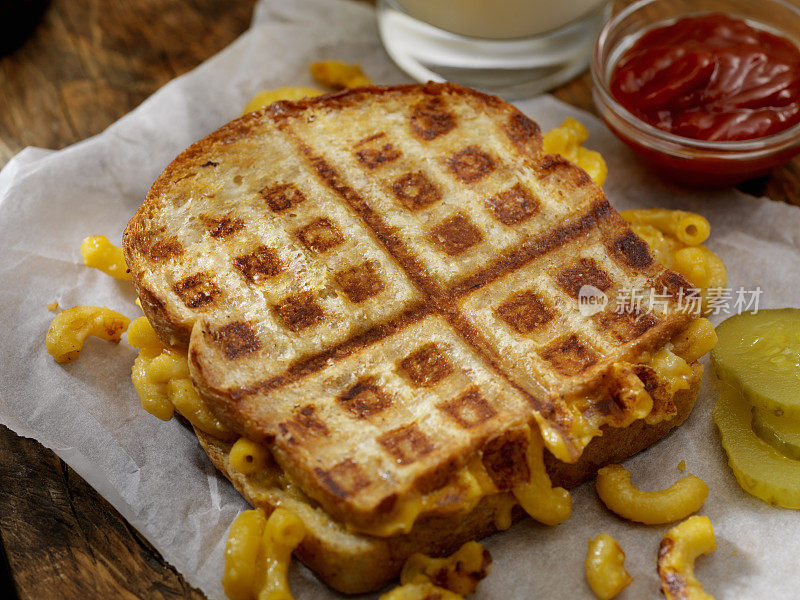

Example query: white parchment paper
[1,0,799,598]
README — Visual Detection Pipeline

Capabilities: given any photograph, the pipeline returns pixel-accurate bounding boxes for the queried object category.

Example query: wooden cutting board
[1,1,798,599]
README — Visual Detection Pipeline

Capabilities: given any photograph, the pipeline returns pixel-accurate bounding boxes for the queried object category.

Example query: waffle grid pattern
[127,86,692,524]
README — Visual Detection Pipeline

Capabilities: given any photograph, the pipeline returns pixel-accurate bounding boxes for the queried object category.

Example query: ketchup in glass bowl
[592,0,800,186]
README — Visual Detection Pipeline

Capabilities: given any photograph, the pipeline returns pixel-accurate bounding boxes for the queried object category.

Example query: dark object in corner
[0,0,51,56]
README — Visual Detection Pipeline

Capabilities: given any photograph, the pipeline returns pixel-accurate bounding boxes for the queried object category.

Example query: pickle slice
[711,309,800,418]
[752,407,800,461]
[713,382,800,509]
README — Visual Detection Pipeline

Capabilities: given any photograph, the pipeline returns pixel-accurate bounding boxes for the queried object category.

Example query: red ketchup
[610,13,800,142]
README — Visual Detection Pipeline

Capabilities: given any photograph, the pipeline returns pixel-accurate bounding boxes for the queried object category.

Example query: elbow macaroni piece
[310,60,372,89]
[229,437,271,475]
[224,509,267,600]
[223,508,306,600]
[585,533,632,600]
[512,428,572,526]
[400,541,491,596]
[620,209,726,314]
[46,306,130,363]
[543,118,608,186]
[492,493,518,531]
[147,350,190,382]
[241,87,324,115]
[80,235,132,280]
[241,61,371,116]
[621,209,710,246]
[657,516,717,600]
[379,582,464,600]
[257,509,307,600]
[595,464,709,525]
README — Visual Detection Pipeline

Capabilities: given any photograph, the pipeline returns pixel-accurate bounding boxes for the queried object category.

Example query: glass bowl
[591,0,800,187]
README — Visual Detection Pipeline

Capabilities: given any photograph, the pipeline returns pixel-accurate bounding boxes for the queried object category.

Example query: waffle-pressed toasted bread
[123,83,703,583]
[194,363,699,594]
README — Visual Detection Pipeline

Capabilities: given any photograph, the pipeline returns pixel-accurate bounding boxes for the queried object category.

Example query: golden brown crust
[196,363,700,595]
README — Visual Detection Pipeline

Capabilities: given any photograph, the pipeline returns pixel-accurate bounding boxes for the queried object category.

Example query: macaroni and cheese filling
[128,316,235,440]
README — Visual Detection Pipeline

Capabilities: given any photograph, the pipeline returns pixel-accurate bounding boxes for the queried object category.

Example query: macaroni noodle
[310,60,372,89]
[493,493,518,531]
[401,541,491,596]
[242,61,372,116]
[595,464,709,525]
[647,347,693,395]
[46,306,130,363]
[622,209,710,246]
[255,508,307,600]
[223,508,306,600]
[241,87,323,115]
[657,516,717,600]
[379,582,463,600]
[585,533,632,600]
[620,209,726,313]
[230,437,271,475]
[223,509,267,600]
[80,235,132,280]
[512,427,572,526]
[127,315,164,350]
[543,118,608,185]
[131,349,175,421]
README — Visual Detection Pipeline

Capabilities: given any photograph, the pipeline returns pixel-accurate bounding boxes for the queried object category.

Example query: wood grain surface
[0,2,254,598]
[1,1,799,599]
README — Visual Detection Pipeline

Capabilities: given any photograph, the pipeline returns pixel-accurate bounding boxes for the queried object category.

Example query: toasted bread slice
[124,83,695,534]
[194,362,700,594]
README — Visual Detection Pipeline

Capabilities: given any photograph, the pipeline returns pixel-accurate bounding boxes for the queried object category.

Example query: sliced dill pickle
[713,382,800,509]
[752,407,800,461]
[711,309,800,418]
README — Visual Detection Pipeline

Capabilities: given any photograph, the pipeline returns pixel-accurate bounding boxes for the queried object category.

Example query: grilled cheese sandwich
[122,82,711,593]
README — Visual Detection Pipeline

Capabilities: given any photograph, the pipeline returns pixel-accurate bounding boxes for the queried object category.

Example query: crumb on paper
[677,460,686,471]
[47,302,59,311]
